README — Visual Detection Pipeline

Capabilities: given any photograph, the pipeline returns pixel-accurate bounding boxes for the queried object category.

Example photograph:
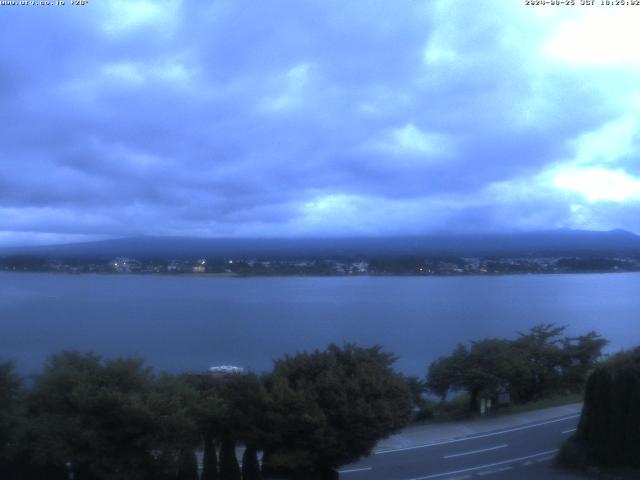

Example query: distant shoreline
[2,269,640,278]
[3,251,640,277]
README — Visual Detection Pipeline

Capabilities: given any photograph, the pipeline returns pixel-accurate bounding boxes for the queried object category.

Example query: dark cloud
[0,0,639,245]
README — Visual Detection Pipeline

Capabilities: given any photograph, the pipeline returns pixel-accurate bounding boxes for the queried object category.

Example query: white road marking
[443,444,508,459]
[374,415,579,455]
[404,449,559,480]
[477,465,512,476]
[561,428,577,434]
[338,466,373,474]
[534,455,555,463]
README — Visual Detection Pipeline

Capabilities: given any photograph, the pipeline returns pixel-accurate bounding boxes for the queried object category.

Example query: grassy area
[412,392,583,426]
[491,392,583,416]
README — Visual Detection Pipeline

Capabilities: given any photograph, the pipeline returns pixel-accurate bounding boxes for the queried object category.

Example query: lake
[1,272,639,377]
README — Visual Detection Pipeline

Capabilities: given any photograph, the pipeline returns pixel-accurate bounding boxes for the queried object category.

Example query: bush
[558,347,640,471]
[261,344,412,477]
[556,435,588,470]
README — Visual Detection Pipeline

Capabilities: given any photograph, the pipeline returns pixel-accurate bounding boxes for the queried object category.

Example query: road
[339,413,585,480]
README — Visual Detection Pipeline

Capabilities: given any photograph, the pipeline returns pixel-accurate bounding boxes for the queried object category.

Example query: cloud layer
[1,0,640,245]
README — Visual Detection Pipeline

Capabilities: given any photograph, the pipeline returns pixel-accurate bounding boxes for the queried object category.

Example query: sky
[1,0,640,246]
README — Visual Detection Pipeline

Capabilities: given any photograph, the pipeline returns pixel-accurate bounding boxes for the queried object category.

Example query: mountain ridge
[2,229,640,259]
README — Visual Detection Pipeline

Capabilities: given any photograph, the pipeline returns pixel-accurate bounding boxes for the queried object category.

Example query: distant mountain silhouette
[2,229,640,259]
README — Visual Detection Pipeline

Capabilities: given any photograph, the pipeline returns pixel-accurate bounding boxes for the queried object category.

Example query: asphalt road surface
[339,413,585,480]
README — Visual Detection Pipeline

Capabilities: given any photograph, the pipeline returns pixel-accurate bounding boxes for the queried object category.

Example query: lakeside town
[2,254,640,276]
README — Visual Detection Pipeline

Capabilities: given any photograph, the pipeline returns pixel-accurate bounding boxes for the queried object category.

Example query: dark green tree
[218,372,267,475]
[427,340,529,412]
[561,331,608,390]
[201,430,218,480]
[190,371,267,480]
[427,324,605,408]
[512,324,567,401]
[426,325,604,410]
[176,449,198,480]
[153,450,178,480]
[261,344,411,479]
[147,373,201,480]
[559,347,640,469]
[242,444,261,480]
[219,433,241,480]
[27,351,156,480]
[404,375,431,420]
[186,373,226,480]
[426,345,468,402]
[0,361,23,478]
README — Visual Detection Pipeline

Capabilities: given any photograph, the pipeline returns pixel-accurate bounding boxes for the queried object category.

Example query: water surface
[1,273,639,376]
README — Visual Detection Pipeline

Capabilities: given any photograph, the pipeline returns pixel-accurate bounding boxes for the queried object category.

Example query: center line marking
[561,428,577,434]
[375,414,579,455]
[443,444,508,459]
[405,449,559,480]
[338,466,372,474]
[477,466,512,476]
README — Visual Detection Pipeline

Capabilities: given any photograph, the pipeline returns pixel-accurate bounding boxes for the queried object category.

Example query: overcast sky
[1,1,639,246]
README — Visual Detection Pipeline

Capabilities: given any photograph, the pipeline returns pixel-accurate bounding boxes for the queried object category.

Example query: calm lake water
[1,272,639,376]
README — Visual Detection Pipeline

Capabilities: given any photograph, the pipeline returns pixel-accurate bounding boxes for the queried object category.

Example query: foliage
[241,444,261,480]
[201,430,218,480]
[7,336,600,479]
[261,344,412,476]
[404,375,432,420]
[426,325,608,412]
[219,434,241,480]
[147,373,201,478]
[188,371,267,480]
[427,340,528,411]
[176,449,198,480]
[215,373,268,446]
[560,332,609,390]
[426,345,467,402]
[561,347,640,469]
[511,324,569,401]
[0,361,23,477]
[27,351,157,480]
[3,344,410,479]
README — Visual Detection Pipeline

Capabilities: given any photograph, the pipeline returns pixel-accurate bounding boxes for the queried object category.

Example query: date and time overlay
[0,1,87,6]
[527,0,640,5]
[2,0,640,7]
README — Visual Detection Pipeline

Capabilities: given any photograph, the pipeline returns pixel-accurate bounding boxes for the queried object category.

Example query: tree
[27,351,156,480]
[459,339,527,412]
[187,372,257,480]
[512,324,567,401]
[261,344,411,479]
[188,371,267,480]
[217,373,266,480]
[176,449,198,480]
[561,332,608,390]
[242,444,261,480]
[426,324,605,411]
[404,375,431,420]
[186,373,227,480]
[147,374,201,479]
[201,430,218,480]
[559,347,640,470]
[427,340,529,412]
[260,375,325,477]
[0,361,23,478]
[426,345,468,402]
[218,433,241,480]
